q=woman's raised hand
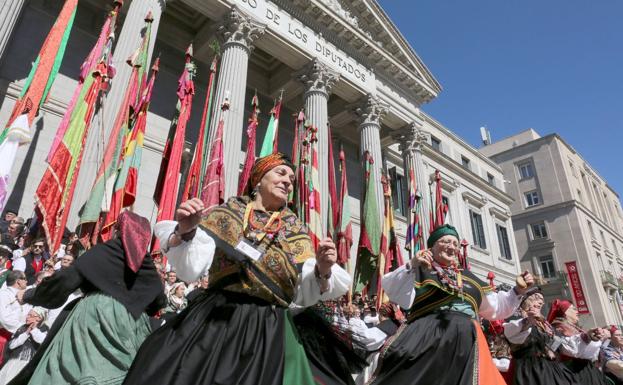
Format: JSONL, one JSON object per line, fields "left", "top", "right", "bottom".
{"left": 316, "top": 237, "right": 337, "bottom": 275}
{"left": 412, "top": 249, "right": 433, "bottom": 270}
{"left": 175, "top": 198, "right": 207, "bottom": 234}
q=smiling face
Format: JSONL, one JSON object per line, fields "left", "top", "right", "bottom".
{"left": 612, "top": 330, "right": 623, "bottom": 348}
{"left": 431, "top": 235, "right": 460, "bottom": 265}
{"left": 256, "top": 165, "right": 295, "bottom": 210}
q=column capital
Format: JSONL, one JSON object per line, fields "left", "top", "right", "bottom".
{"left": 353, "top": 94, "right": 388, "bottom": 127}
{"left": 296, "top": 58, "right": 340, "bottom": 98}
{"left": 392, "top": 119, "right": 429, "bottom": 153}
{"left": 217, "top": 7, "right": 266, "bottom": 52}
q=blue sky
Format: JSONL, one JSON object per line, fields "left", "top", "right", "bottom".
{"left": 378, "top": 0, "right": 623, "bottom": 196}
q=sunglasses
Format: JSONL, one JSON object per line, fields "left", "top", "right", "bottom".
{"left": 33, "top": 245, "right": 44, "bottom": 249}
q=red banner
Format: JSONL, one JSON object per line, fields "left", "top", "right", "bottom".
{"left": 565, "top": 261, "right": 590, "bottom": 314}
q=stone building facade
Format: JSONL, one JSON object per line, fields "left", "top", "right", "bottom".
{"left": 482, "top": 129, "right": 623, "bottom": 327}
{"left": 0, "top": 0, "right": 521, "bottom": 286}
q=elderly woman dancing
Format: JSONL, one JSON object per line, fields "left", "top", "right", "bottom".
{"left": 124, "top": 153, "right": 351, "bottom": 385}
{"left": 369, "top": 224, "right": 534, "bottom": 385}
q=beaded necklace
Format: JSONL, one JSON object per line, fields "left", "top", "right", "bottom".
{"left": 242, "top": 202, "right": 283, "bottom": 245}
{"left": 431, "top": 260, "right": 464, "bottom": 299}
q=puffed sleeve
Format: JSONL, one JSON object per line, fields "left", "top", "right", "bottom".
{"left": 381, "top": 265, "right": 416, "bottom": 309}
{"left": 348, "top": 317, "right": 388, "bottom": 351}
{"left": 292, "top": 259, "right": 351, "bottom": 307}
{"left": 504, "top": 318, "right": 532, "bottom": 344}
{"left": 559, "top": 334, "right": 602, "bottom": 360}
{"left": 479, "top": 289, "right": 522, "bottom": 321}
{"left": 154, "top": 221, "right": 216, "bottom": 282}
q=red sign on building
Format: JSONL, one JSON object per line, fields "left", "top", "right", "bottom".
{"left": 565, "top": 261, "right": 590, "bottom": 314}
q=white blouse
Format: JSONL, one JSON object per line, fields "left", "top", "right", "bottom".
{"left": 381, "top": 264, "right": 522, "bottom": 320}
{"left": 155, "top": 221, "right": 351, "bottom": 308}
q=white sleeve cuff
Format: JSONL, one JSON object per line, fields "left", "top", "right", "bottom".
{"left": 504, "top": 318, "right": 531, "bottom": 344}
{"left": 293, "top": 259, "right": 351, "bottom": 307}
{"left": 381, "top": 265, "right": 416, "bottom": 309}
{"left": 154, "top": 221, "right": 215, "bottom": 282}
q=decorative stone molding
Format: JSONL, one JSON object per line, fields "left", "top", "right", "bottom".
{"left": 428, "top": 171, "right": 460, "bottom": 192}
{"left": 353, "top": 93, "right": 389, "bottom": 127}
{"left": 462, "top": 190, "right": 487, "bottom": 208}
{"left": 392, "top": 120, "right": 429, "bottom": 153}
{"left": 296, "top": 58, "right": 340, "bottom": 98}
{"left": 316, "top": 0, "right": 378, "bottom": 44}
{"left": 489, "top": 206, "right": 511, "bottom": 221}
{"left": 217, "top": 7, "right": 266, "bottom": 51}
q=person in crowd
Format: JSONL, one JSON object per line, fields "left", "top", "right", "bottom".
{"left": 548, "top": 299, "right": 608, "bottom": 385}
{"left": 9, "top": 247, "right": 25, "bottom": 274}
{"left": 504, "top": 292, "right": 574, "bottom": 385}
{"left": 0, "top": 240, "right": 18, "bottom": 286}
{"left": 9, "top": 211, "right": 165, "bottom": 385}
{"left": 59, "top": 254, "right": 74, "bottom": 270}
{"left": 185, "top": 274, "right": 209, "bottom": 302}
{"left": 163, "top": 271, "right": 177, "bottom": 294}
{"left": 0, "top": 271, "right": 30, "bottom": 365}
{"left": 0, "top": 307, "right": 48, "bottom": 384}
{"left": 124, "top": 153, "right": 350, "bottom": 385}
{"left": 485, "top": 319, "right": 513, "bottom": 382}
{"left": 371, "top": 224, "right": 534, "bottom": 385}
{"left": 0, "top": 209, "right": 18, "bottom": 234}
{"left": 602, "top": 326, "right": 623, "bottom": 384}
{"left": 23, "top": 239, "right": 45, "bottom": 286}
{"left": 3, "top": 223, "right": 24, "bottom": 245}
{"left": 163, "top": 282, "right": 187, "bottom": 316}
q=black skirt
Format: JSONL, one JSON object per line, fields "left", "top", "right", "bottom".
{"left": 294, "top": 309, "right": 369, "bottom": 385}
{"left": 513, "top": 356, "right": 575, "bottom": 385}
{"left": 564, "top": 359, "right": 607, "bottom": 385}
{"left": 123, "top": 290, "right": 286, "bottom": 385}
{"left": 369, "top": 311, "right": 479, "bottom": 385}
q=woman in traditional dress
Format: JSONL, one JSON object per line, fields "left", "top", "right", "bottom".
{"left": 548, "top": 299, "right": 608, "bottom": 385}
{"left": 9, "top": 211, "right": 165, "bottom": 385}
{"left": 124, "top": 153, "right": 351, "bottom": 385}
{"left": 504, "top": 292, "right": 574, "bottom": 385}
{"left": 0, "top": 307, "right": 47, "bottom": 384}
{"left": 369, "top": 224, "right": 534, "bottom": 385}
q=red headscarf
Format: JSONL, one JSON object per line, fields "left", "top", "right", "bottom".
{"left": 246, "top": 153, "right": 295, "bottom": 194}
{"left": 546, "top": 299, "right": 572, "bottom": 323}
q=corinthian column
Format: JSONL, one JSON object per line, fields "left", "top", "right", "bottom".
{"left": 209, "top": 6, "right": 265, "bottom": 198}
{"left": 356, "top": 94, "right": 388, "bottom": 221}
{"left": 392, "top": 118, "right": 431, "bottom": 234}
{"left": 296, "top": 59, "right": 339, "bottom": 230}
{"left": 0, "top": 0, "right": 26, "bottom": 64}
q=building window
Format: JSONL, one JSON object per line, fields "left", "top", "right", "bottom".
{"left": 388, "top": 167, "right": 407, "bottom": 217}
{"left": 496, "top": 224, "right": 512, "bottom": 260}
{"left": 487, "top": 173, "right": 495, "bottom": 186}
{"left": 518, "top": 162, "right": 534, "bottom": 179}
{"left": 601, "top": 231, "right": 608, "bottom": 249}
{"left": 539, "top": 255, "right": 556, "bottom": 279}
{"left": 612, "top": 239, "right": 619, "bottom": 256}
{"left": 431, "top": 136, "right": 441, "bottom": 152}
{"left": 469, "top": 210, "right": 487, "bottom": 249}
{"left": 461, "top": 156, "right": 471, "bottom": 170}
{"left": 525, "top": 191, "right": 540, "bottom": 207}
{"left": 576, "top": 189, "right": 583, "bottom": 203}
{"left": 531, "top": 222, "right": 548, "bottom": 239}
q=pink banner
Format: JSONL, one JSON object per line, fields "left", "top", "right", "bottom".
{"left": 565, "top": 261, "right": 590, "bottom": 314}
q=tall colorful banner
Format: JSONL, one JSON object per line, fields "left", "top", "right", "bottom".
{"left": 565, "top": 261, "right": 590, "bottom": 314}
